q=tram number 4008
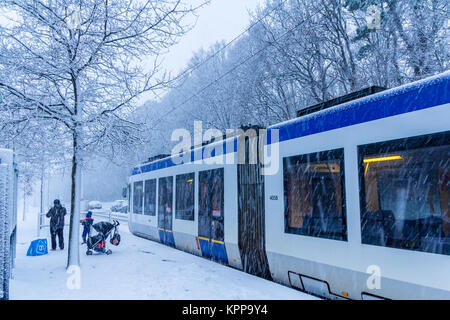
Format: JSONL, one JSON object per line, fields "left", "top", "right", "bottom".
{"left": 269, "top": 195, "right": 278, "bottom": 200}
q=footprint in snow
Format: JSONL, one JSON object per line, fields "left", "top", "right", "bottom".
{"left": 140, "top": 250, "right": 155, "bottom": 255}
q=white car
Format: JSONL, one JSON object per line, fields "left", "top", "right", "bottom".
{"left": 111, "top": 200, "right": 127, "bottom": 213}
{"left": 88, "top": 200, "right": 102, "bottom": 209}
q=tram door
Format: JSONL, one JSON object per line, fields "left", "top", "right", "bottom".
{"left": 198, "top": 168, "right": 228, "bottom": 263}
{"left": 158, "top": 176, "right": 175, "bottom": 247}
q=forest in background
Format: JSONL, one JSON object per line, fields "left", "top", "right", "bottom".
{"left": 134, "top": 0, "right": 449, "bottom": 161}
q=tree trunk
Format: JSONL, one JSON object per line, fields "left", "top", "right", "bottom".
{"left": 22, "top": 187, "right": 26, "bottom": 221}
{"left": 40, "top": 165, "right": 44, "bottom": 215}
{"left": 67, "top": 133, "right": 81, "bottom": 268}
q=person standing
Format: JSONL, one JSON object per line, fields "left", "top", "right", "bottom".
{"left": 81, "top": 211, "right": 94, "bottom": 244}
{"left": 46, "top": 199, "right": 67, "bottom": 251}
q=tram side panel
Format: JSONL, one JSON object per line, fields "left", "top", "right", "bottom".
{"left": 264, "top": 102, "right": 450, "bottom": 300}
{"left": 128, "top": 154, "right": 244, "bottom": 270}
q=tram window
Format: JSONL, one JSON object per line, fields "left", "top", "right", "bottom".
{"left": 359, "top": 131, "right": 450, "bottom": 255}
{"left": 176, "top": 173, "right": 195, "bottom": 221}
{"left": 133, "top": 181, "right": 143, "bottom": 214}
{"left": 144, "top": 179, "right": 156, "bottom": 216}
{"left": 283, "top": 149, "right": 347, "bottom": 241}
{"left": 158, "top": 176, "right": 174, "bottom": 231}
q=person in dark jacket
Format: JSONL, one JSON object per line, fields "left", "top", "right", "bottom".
{"left": 81, "top": 211, "right": 94, "bottom": 244}
{"left": 46, "top": 199, "right": 67, "bottom": 250}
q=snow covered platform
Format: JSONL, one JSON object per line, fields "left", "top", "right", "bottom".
{"left": 9, "top": 215, "right": 316, "bottom": 300}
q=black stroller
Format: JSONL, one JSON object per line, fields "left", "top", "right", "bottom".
{"left": 86, "top": 220, "right": 121, "bottom": 255}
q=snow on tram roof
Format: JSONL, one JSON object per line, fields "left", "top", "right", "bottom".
{"left": 267, "top": 70, "right": 450, "bottom": 143}
{"left": 132, "top": 135, "right": 238, "bottom": 175}
{"left": 270, "top": 71, "right": 450, "bottom": 129}
{"left": 132, "top": 71, "right": 449, "bottom": 174}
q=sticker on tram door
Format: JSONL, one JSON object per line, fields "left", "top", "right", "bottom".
{"left": 212, "top": 210, "right": 221, "bottom": 217}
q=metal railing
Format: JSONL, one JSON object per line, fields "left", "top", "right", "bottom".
{"left": 91, "top": 210, "right": 128, "bottom": 222}
{"left": 37, "top": 209, "right": 128, "bottom": 237}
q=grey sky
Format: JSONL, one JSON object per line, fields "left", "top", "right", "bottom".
{"left": 133, "top": 0, "right": 264, "bottom": 105}
{"left": 161, "top": 0, "right": 264, "bottom": 75}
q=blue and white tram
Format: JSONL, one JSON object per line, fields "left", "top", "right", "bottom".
{"left": 129, "top": 71, "right": 450, "bottom": 299}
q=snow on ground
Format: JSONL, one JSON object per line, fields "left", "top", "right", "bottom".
{"left": 10, "top": 210, "right": 316, "bottom": 300}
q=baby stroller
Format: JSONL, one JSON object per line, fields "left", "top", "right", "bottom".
{"left": 86, "top": 220, "right": 121, "bottom": 255}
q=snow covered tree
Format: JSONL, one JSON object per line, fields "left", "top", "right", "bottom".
{"left": 0, "top": 0, "right": 207, "bottom": 268}
{"left": 346, "top": 0, "right": 449, "bottom": 84}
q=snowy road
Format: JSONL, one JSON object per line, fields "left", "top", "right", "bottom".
{"left": 10, "top": 213, "right": 316, "bottom": 300}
